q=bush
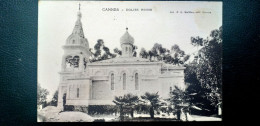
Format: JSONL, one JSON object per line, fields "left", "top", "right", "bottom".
{"left": 64, "top": 105, "right": 74, "bottom": 111}
{"left": 93, "top": 119, "right": 105, "bottom": 122}
{"left": 64, "top": 105, "right": 88, "bottom": 113}
{"left": 88, "top": 105, "right": 117, "bottom": 115}
{"left": 74, "top": 105, "right": 88, "bottom": 113}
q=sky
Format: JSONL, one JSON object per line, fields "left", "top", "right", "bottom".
{"left": 38, "top": 1, "right": 222, "bottom": 101}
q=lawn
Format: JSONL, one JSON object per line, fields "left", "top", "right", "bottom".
{"left": 37, "top": 106, "right": 221, "bottom": 122}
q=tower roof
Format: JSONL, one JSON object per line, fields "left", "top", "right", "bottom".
{"left": 120, "top": 28, "right": 134, "bottom": 45}
{"left": 71, "top": 5, "right": 84, "bottom": 38}
{"left": 65, "top": 4, "right": 89, "bottom": 49}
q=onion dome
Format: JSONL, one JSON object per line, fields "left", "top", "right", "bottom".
{"left": 120, "top": 28, "right": 134, "bottom": 45}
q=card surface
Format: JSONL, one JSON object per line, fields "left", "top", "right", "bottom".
{"left": 37, "top": 1, "right": 222, "bottom": 122}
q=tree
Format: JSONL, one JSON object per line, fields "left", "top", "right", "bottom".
{"left": 186, "top": 26, "right": 222, "bottom": 114}
{"left": 139, "top": 48, "right": 149, "bottom": 59}
{"left": 93, "top": 39, "right": 103, "bottom": 58}
{"left": 90, "top": 39, "right": 116, "bottom": 62}
{"left": 103, "top": 46, "right": 116, "bottom": 59}
{"left": 170, "top": 44, "right": 189, "bottom": 65}
{"left": 140, "top": 92, "right": 161, "bottom": 119}
{"left": 37, "top": 83, "right": 49, "bottom": 108}
{"left": 140, "top": 43, "right": 190, "bottom": 65}
{"left": 50, "top": 90, "right": 58, "bottom": 106}
{"left": 132, "top": 45, "right": 138, "bottom": 57}
{"left": 168, "top": 86, "right": 191, "bottom": 121}
{"left": 113, "top": 48, "right": 122, "bottom": 56}
{"left": 149, "top": 43, "right": 166, "bottom": 61}
{"left": 113, "top": 45, "right": 138, "bottom": 57}
{"left": 113, "top": 93, "right": 140, "bottom": 121}
{"left": 185, "top": 63, "right": 215, "bottom": 115}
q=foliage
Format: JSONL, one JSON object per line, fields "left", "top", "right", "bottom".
{"left": 64, "top": 105, "right": 88, "bottom": 113}
{"left": 113, "top": 93, "right": 140, "bottom": 120}
{"left": 113, "top": 45, "right": 138, "bottom": 57}
{"left": 139, "top": 48, "right": 149, "bottom": 59}
{"left": 139, "top": 43, "right": 190, "bottom": 65}
{"left": 185, "top": 64, "right": 215, "bottom": 115}
{"left": 64, "top": 105, "right": 75, "bottom": 111}
{"left": 168, "top": 86, "right": 191, "bottom": 121}
{"left": 50, "top": 90, "right": 58, "bottom": 106}
{"left": 132, "top": 45, "right": 138, "bottom": 57}
{"left": 135, "top": 104, "right": 150, "bottom": 114}
{"left": 88, "top": 105, "right": 117, "bottom": 115}
{"left": 89, "top": 39, "right": 116, "bottom": 62}
{"left": 113, "top": 48, "right": 122, "bottom": 55}
{"left": 140, "top": 92, "right": 161, "bottom": 119}
{"left": 93, "top": 119, "right": 105, "bottom": 122}
{"left": 185, "top": 26, "right": 222, "bottom": 115}
{"left": 37, "top": 83, "right": 49, "bottom": 107}
{"left": 90, "top": 39, "right": 139, "bottom": 62}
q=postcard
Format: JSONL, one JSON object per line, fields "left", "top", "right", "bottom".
{"left": 38, "top": 1, "right": 222, "bottom": 122}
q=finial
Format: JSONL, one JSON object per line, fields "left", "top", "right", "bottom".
{"left": 126, "top": 27, "right": 128, "bottom": 31}
{"left": 77, "top": 3, "right": 82, "bottom": 19}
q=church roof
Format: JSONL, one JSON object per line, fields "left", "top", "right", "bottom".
{"left": 90, "top": 57, "right": 152, "bottom": 64}
{"left": 89, "top": 57, "right": 185, "bottom": 70}
{"left": 161, "top": 63, "right": 186, "bottom": 69}
{"left": 90, "top": 57, "right": 185, "bottom": 69}
{"left": 120, "top": 28, "right": 134, "bottom": 45}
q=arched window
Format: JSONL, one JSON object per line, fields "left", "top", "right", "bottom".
{"left": 111, "top": 73, "right": 114, "bottom": 90}
{"left": 123, "top": 73, "right": 126, "bottom": 90}
{"left": 170, "top": 87, "right": 172, "bottom": 92}
{"left": 73, "top": 56, "right": 80, "bottom": 68}
{"left": 77, "top": 88, "right": 79, "bottom": 98}
{"left": 135, "top": 73, "right": 139, "bottom": 90}
{"left": 65, "top": 55, "right": 73, "bottom": 69}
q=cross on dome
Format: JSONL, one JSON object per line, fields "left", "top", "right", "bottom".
{"left": 77, "top": 3, "right": 82, "bottom": 19}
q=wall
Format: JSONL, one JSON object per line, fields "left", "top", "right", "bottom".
{"left": 60, "top": 62, "right": 186, "bottom": 106}
{"left": 65, "top": 79, "right": 92, "bottom": 106}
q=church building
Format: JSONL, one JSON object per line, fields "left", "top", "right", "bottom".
{"left": 57, "top": 8, "right": 186, "bottom": 109}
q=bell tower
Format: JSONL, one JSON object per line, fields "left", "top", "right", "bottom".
{"left": 58, "top": 4, "right": 91, "bottom": 109}
{"left": 61, "top": 4, "right": 91, "bottom": 73}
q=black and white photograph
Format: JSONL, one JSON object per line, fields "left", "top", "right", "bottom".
{"left": 37, "top": 1, "right": 222, "bottom": 122}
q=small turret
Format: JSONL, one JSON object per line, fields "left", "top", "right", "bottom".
{"left": 120, "top": 27, "right": 135, "bottom": 57}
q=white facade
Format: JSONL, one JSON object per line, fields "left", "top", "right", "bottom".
{"left": 57, "top": 10, "right": 185, "bottom": 109}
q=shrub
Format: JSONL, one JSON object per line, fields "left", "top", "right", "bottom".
{"left": 74, "top": 105, "right": 88, "bottom": 113}
{"left": 88, "top": 105, "right": 117, "bottom": 115}
{"left": 64, "top": 105, "right": 74, "bottom": 111}
{"left": 64, "top": 105, "right": 88, "bottom": 113}
{"left": 93, "top": 119, "right": 105, "bottom": 122}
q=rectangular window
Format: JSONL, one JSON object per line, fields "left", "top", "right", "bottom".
{"left": 123, "top": 73, "right": 126, "bottom": 90}
{"left": 77, "top": 88, "right": 79, "bottom": 98}
{"left": 111, "top": 74, "right": 114, "bottom": 90}
{"left": 135, "top": 73, "right": 139, "bottom": 90}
